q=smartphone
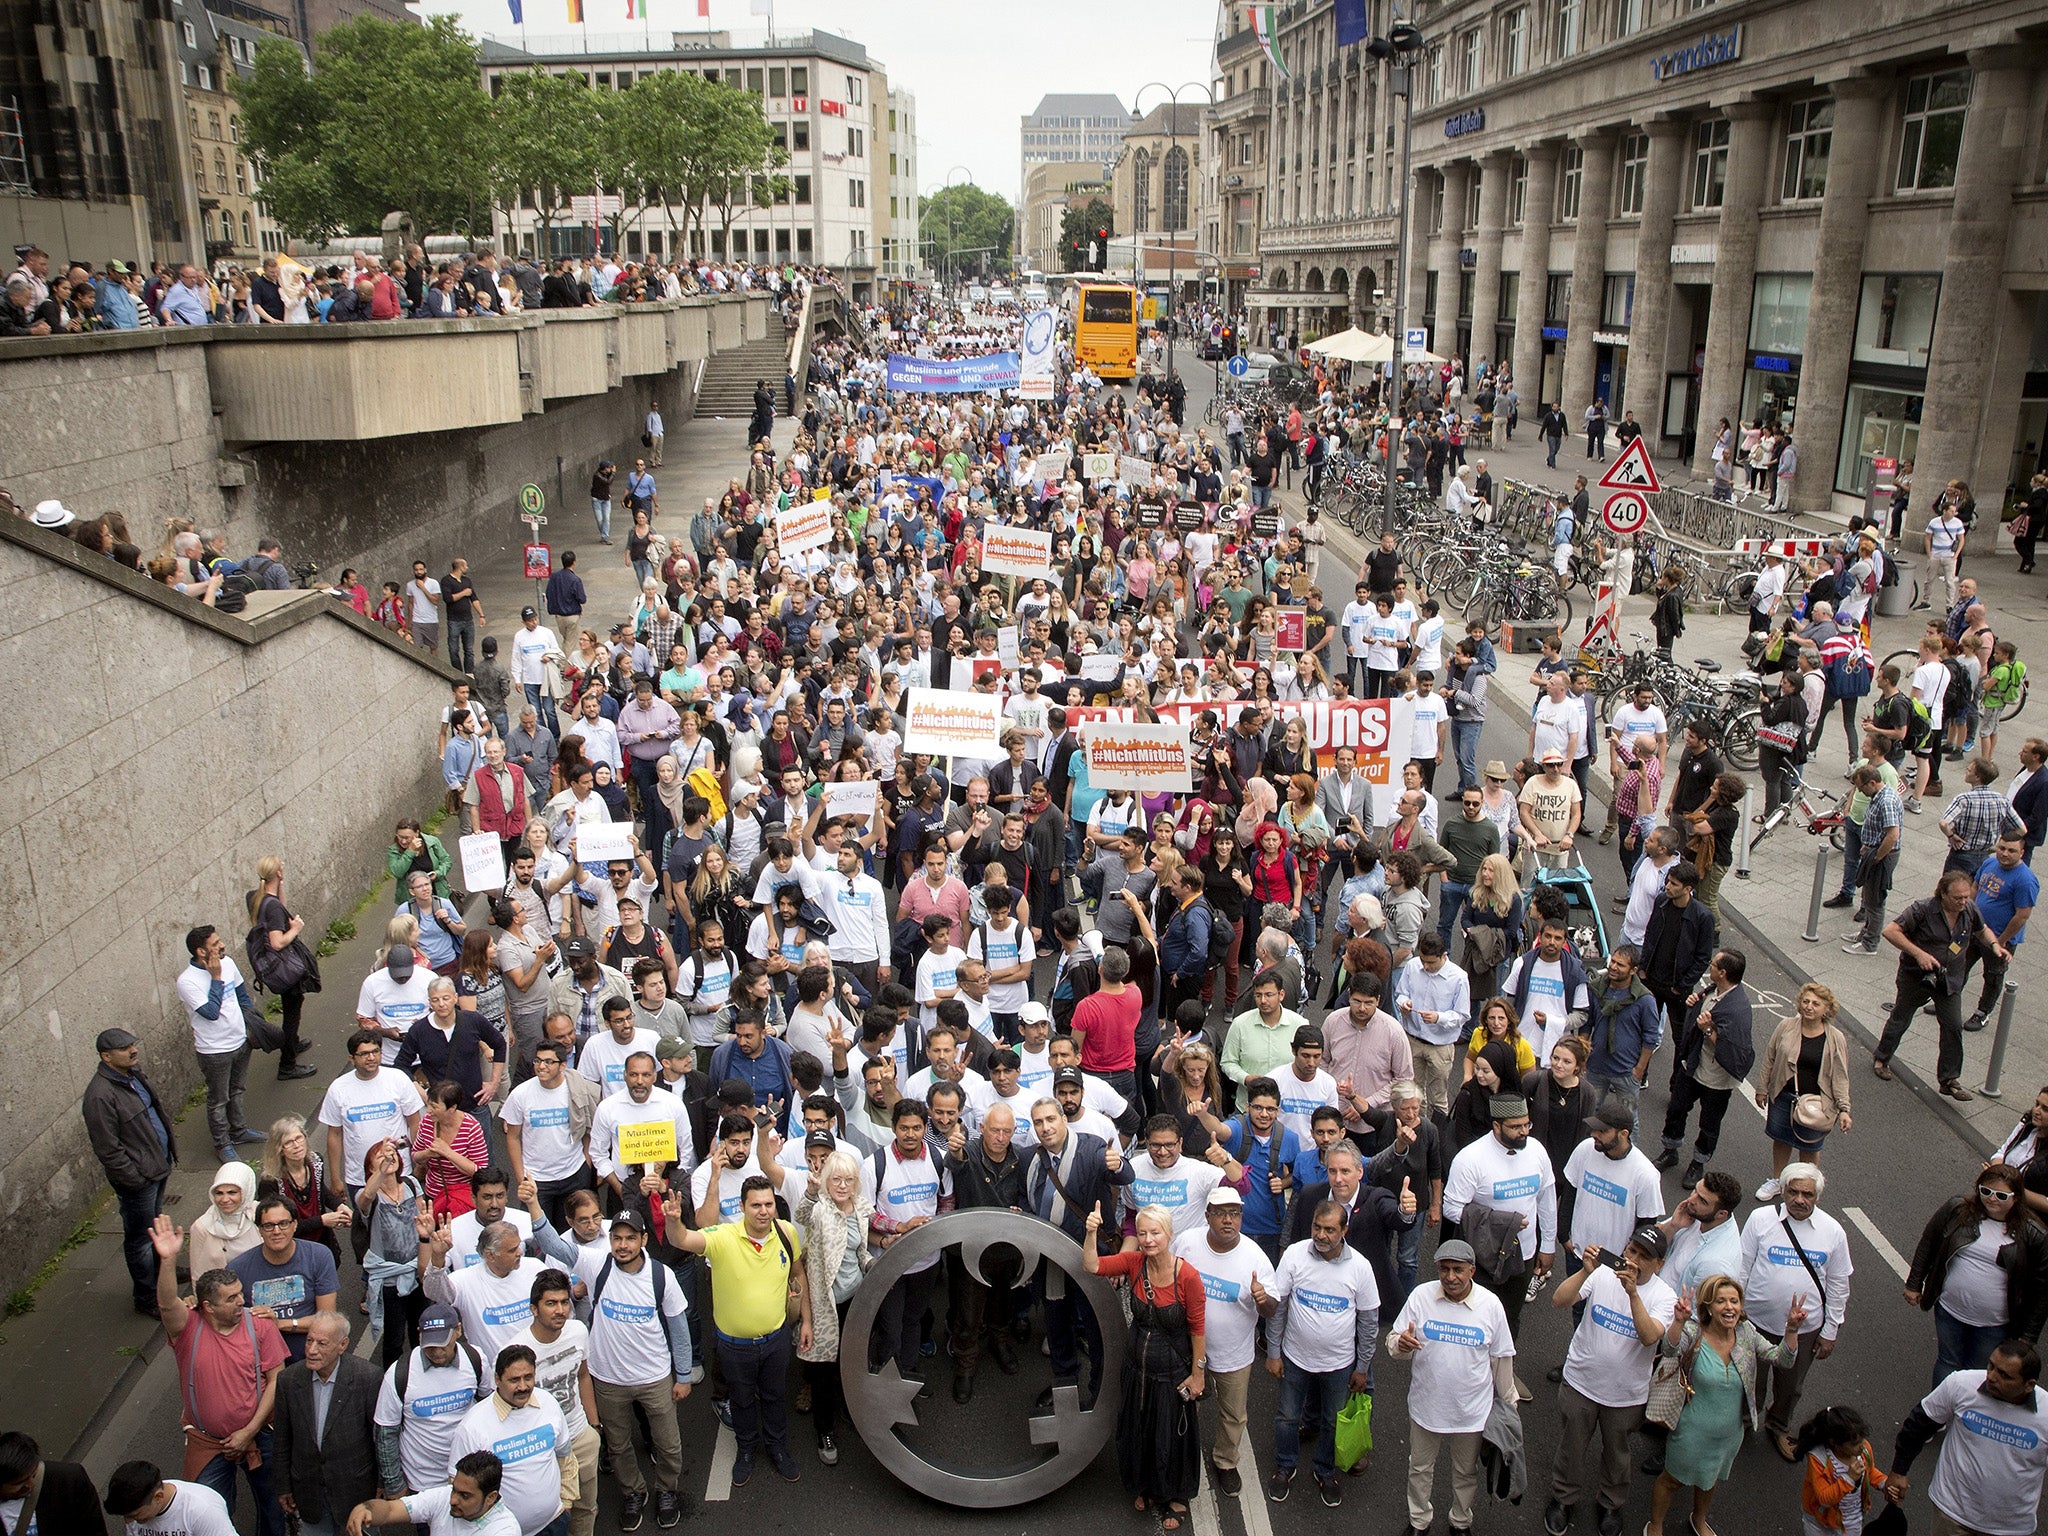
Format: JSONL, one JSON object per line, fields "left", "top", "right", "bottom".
{"left": 1593, "top": 1248, "right": 1625, "bottom": 1270}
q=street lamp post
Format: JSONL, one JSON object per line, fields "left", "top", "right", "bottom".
{"left": 1367, "top": 18, "right": 1426, "bottom": 535}
{"left": 1133, "top": 80, "right": 1217, "bottom": 384}
{"left": 939, "top": 164, "right": 973, "bottom": 289}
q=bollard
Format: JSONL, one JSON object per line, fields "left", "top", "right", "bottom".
{"left": 1800, "top": 845, "right": 1830, "bottom": 943}
{"left": 1735, "top": 788, "right": 1754, "bottom": 880}
{"left": 1982, "top": 980, "right": 2021, "bottom": 1099}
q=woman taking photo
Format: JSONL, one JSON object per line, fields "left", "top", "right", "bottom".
{"left": 1646, "top": 1276, "right": 1804, "bottom": 1536}
{"left": 1903, "top": 1161, "right": 2048, "bottom": 1384}
{"left": 1753, "top": 983, "right": 1852, "bottom": 1201}
{"left": 793, "top": 1148, "right": 874, "bottom": 1467}
{"left": 1082, "top": 1205, "right": 1206, "bottom": 1531}
{"left": 258, "top": 1114, "right": 349, "bottom": 1262}
{"left": 247, "top": 854, "right": 319, "bottom": 1081}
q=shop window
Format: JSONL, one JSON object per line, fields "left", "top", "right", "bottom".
{"left": 1748, "top": 274, "right": 1812, "bottom": 353}
{"left": 1837, "top": 386, "right": 1921, "bottom": 496}
{"left": 1601, "top": 275, "right": 1633, "bottom": 328}
{"left": 1853, "top": 274, "right": 1940, "bottom": 367}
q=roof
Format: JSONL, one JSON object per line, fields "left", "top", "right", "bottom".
{"left": 1023, "top": 93, "right": 1129, "bottom": 121}
{"left": 1126, "top": 102, "right": 1206, "bottom": 137}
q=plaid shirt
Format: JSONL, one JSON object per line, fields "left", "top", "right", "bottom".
{"left": 1859, "top": 784, "right": 1904, "bottom": 851}
{"left": 1941, "top": 787, "right": 2024, "bottom": 857}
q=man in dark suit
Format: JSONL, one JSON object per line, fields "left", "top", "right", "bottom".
{"left": 1659, "top": 949, "right": 1755, "bottom": 1189}
{"left": 274, "top": 1314, "right": 385, "bottom": 1529}
{"left": 0, "top": 1431, "right": 106, "bottom": 1536}
{"left": 1025, "top": 1082, "right": 1134, "bottom": 1405}
{"left": 1286, "top": 1139, "right": 1418, "bottom": 1319}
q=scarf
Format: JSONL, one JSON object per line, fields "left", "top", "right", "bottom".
{"left": 193, "top": 1162, "right": 258, "bottom": 1246}
{"left": 1032, "top": 1132, "right": 1082, "bottom": 1300}
{"left": 655, "top": 770, "right": 690, "bottom": 828}
{"left": 1596, "top": 977, "right": 1652, "bottom": 1058}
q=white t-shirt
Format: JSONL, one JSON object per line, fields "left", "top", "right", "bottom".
{"left": 1172, "top": 1232, "right": 1278, "bottom": 1373}
{"left": 124, "top": 1482, "right": 237, "bottom": 1536}
{"left": 1916, "top": 1367, "right": 2048, "bottom": 1536}
{"left": 570, "top": 1247, "right": 686, "bottom": 1387}
{"left": 1129, "top": 1154, "right": 1225, "bottom": 1237}
{"left": 501, "top": 1080, "right": 588, "bottom": 1183}
{"left": 440, "top": 1258, "right": 549, "bottom": 1365}
{"left": 510, "top": 625, "right": 562, "bottom": 688}
{"left": 375, "top": 1346, "right": 487, "bottom": 1492}
{"left": 1940, "top": 1225, "right": 2013, "bottom": 1328}
{"left": 1510, "top": 956, "right": 1590, "bottom": 1061}
{"left": 358, "top": 968, "right": 434, "bottom": 1065}
{"left": 176, "top": 960, "right": 250, "bottom": 1056}
{"left": 1341, "top": 600, "right": 1376, "bottom": 658}
{"left": 446, "top": 1393, "right": 570, "bottom": 1536}
{"left": 1271, "top": 1239, "right": 1379, "bottom": 1374}
{"left": 1913, "top": 659, "right": 1949, "bottom": 731}
{"left": 400, "top": 1484, "right": 523, "bottom": 1536}
{"left": 1409, "top": 692, "right": 1448, "bottom": 758}
{"left": 967, "top": 920, "right": 1036, "bottom": 1012}
{"left": 915, "top": 945, "right": 966, "bottom": 1030}
{"left": 1532, "top": 696, "right": 1582, "bottom": 762}
{"left": 1443, "top": 1135, "right": 1558, "bottom": 1260}
{"left": 1610, "top": 702, "right": 1669, "bottom": 754}
{"left": 1392, "top": 1280, "right": 1516, "bottom": 1434}
{"left": 873, "top": 1145, "right": 952, "bottom": 1275}
{"left": 690, "top": 1150, "right": 763, "bottom": 1224}
{"left": 318, "top": 1068, "right": 426, "bottom": 1184}
{"left": 1015, "top": 1042, "right": 1057, "bottom": 1098}
{"left": 1365, "top": 613, "right": 1407, "bottom": 670}
{"left": 1737, "top": 1204, "right": 1853, "bottom": 1338}
{"left": 1274, "top": 1067, "right": 1340, "bottom": 1144}
{"left": 1412, "top": 614, "right": 1446, "bottom": 676}
{"left": 588, "top": 1088, "right": 694, "bottom": 1183}
{"left": 448, "top": 1208, "right": 535, "bottom": 1272}
{"left": 577, "top": 1028, "right": 663, "bottom": 1096}
{"left": 1563, "top": 1142, "right": 1667, "bottom": 1259}
{"left": 1562, "top": 1266, "right": 1677, "bottom": 1408}
{"left": 408, "top": 577, "right": 443, "bottom": 623}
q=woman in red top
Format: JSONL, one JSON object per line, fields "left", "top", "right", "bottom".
{"left": 410, "top": 1080, "right": 488, "bottom": 1218}
{"left": 1248, "top": 821, "right": 1303, "bottom": 929}
{"left": 1083, "top": 1204, "right": 1208, "bottom": 1528}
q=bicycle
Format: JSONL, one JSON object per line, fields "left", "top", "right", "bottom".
{"left": 1751, "top": 766, "right": 1848, "bottom": 849}
{"left": 1464, "top": 558, "right": 1572, "bottom": 633}
{"left": 1663, "top": 657, "right": 1764, "bottom": 770}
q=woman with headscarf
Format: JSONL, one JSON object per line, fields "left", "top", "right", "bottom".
{"left": 1447, "top": 1040, "right": 1521, "bottom": 1159}
{"left": 188, "top": 1161, "right": 262, "bottom": 1275}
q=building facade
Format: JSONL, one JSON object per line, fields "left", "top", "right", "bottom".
{"left": 882, "top": 84, "right": 920, "bottom": 285}
{"left": 174, "top": 0, "right": 299, "bottom": 265}
{"left": 1021, "top": 159, "right": 1110, "bottom": 274}
{"left": 1111, "top": 102, "right": 1206, "bottom": 296}
{"left": 1385, "top": 0, "right": 2048, "bottom": 515}
{"left": 480, "top": 29, "right": 889, "bottom": 294}
{"left": 1019, "top": 92, "right": 1130, "bottom": 201}
{"left": 1206, "top": 17, "right": 1273, "bottom": 310}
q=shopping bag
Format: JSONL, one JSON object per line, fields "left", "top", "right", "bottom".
{"left": 1335, "top": 1390, "right": 1373, "bottom": 1471}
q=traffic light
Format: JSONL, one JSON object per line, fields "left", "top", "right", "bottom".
{"left": 1093, "top": 227, "right": 1109, "bottom": 272}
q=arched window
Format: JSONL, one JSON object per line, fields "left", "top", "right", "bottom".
{"left": 1131, "top": 148, "right": 1152, "bottom": 232}
{"left": 1163, "top": 145, "right": 1190, "bottom": 231}
{"left": 214, "top": 150, "right": 229, "bottom": 193}
{"left": 241, "top": 211, "right": 252, "bottom": 246}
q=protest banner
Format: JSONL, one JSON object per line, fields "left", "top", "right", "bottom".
{"left": 884, "top": 351, "right": 1021, "bottom": 393}
{"left": 1019, "top": 309, "right": 1056, "bottom": 400}
{"left": 997, "top": 625, "right": 1020, "bottom": 667}
{"left": 1079, "top": 651, "right": 1123, "bottom": 682}
{"left": 1082, "top": 452, "right": 1116, "bottom": 480}
{"left": 1032, "top": 450, "right": 1070, "bottom": 489}
{"left": 1174, "top": 501, "right": 1205, "bottom": 532}
{"left": 1080, "top": 720, "right": 1192, "bottom": 793}
{"left": 980, "top": 524, "right": 1056, "bottom": 580}
{"left": 903, "top": 688, "right": 1007, "bottom": 758}
{"left": 1135, "top": 494, "right": 1166, "bottom": 529}
{"left": 775, "top": 498, "right": 833, "bottom": 555}
{"left": 1121, "top": 455, "right": 1154, "bottom": 488}
{"left": 458, "top": 833, "right": 506, "bottom": 894}
{"left": 821, "top": 780, "right": 881, "bottom": 820}
{"left": 1252, "top": 507, "right": 1281, "bottom": 538}
{"left": 1275, "top": 609, "right": 1306, "bottom": 652}
{"left": 574, "top": 820, "right": 635, "bottom": 864}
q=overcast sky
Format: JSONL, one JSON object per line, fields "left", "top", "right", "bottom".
{"left": 422, "top": 0, "right": 1219, "bottom": 200}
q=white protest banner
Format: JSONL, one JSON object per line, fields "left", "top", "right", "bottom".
{"left": 775, "top": 499, "right": 833, "bottom": 555}
{"left": 981, "top": 523, "right": 1055, "bottom": 580}
{"left": 820, "top": 780, "right": 881, "bottom": 820}
{"left": 1083, "top": 452, "right": 1116, "bottom": 481}
{"left": 1121, "top": 455, "right": 1154, "bottom": 488}
{"left": 903, "top": 688, "right": 1007, "bottom": 759}
{"left": 458, "top": 833, "right": 506, "bottom": 893}
{"left": 573, "top": 819, "right": 635, "bottom": 864}
{"left": 1032, "top": 450, "right": 1070, "bottom": 489}
{"left": 997, "top": 625, "right": 1020, "bottom": 667}
{"left": 1080, "top": 720, "right": 1192, "bottom": 793}
{"left": 1080, "top": 651, "right": 1123, "bottom": 682}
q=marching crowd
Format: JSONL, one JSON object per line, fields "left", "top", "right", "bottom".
{"left": 14, "top": 275, "right": 2042, "bottom": 1536}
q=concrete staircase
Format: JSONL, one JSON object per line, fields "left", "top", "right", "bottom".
{"left": 693, "top": 331, "right": 792, "bottom": 419}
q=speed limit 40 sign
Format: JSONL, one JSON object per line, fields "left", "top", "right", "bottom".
{"left": 1601, "top": 491, "right": 1650, "bottom": 535}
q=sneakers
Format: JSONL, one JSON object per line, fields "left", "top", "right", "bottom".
{"left": 817, "top": 1434, "right": 839, "bottom": 1466}
{"left": 1317, "top": 1474, "right": 1342, "bottom": 1507}
{"left": 1843, "top": 940, "right": 1879, "bottom": 955}
{"left": 232, "top": 1127, "right": 267, "bottom": 1145}
{"left": 770, "top": 1450, "right": 800, "bottom": 1483}
{"left": 731, "top": 1452, "right": 753, "bottom": 1488}
{"left": 276, "top": 1064, "right": 317, "bottom": 1081}
{"left": 1905, "top": 796, "right": 1924, "bottom": 814}
{"left": 1211, "top": 1463, "right": 1242, "bottom": 1497}
{"left": 1964, "top": 1010, "right": 1989, "bottom": 1033}
{"left": 1821, "top": 893, "right": 1853, "bottom": 909}
{"left": 1545, "top": 1499, "right": 1573, "bottom": 1535}
{"left": 689, "top": 1364, "right": 706, "bottom": 1385}
{"left": 618, "top": 1491, "right": 645, "bottom": 1532}
{"left": 655, "top": 1490, "right": 681, "bottom": 1528}
{"left": 1755, "top": 1178, "right": 1783, "bottom": 1203}
{"left": 1267, "top": 1466, "right": 1295, "bottom": 1502}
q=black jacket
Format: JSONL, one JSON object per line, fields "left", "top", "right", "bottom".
{"left": 1639, "top": 895, "right": 1717, "bottom": 1001}
{"left": 393, "top": 1011, "right": 508, "bottom": 1112}
{"left": 541, "top": 273, "right": 582, "bottom": 309}
{"left": 5, "top": 1459, "right": 104, "bottom": 1536}
{"left": 949, "top": 1138, "right": 1029, "bottom": 1212}
{"left": 1906, "top": 1198, "right": 2048, "bottom": 1343}
{"left": 1286, "top": 1178, "right": 1415, "bottom": 1315}
{"left": 82, "top": 1062, "right": 177, "bottom": 1191}
{"left": 273, "top": 1352, "right": 383, "bottom": 1521}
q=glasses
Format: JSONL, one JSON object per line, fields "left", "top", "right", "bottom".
{"left": 1979, "top": 1186, "right": 2016, "bottom": 1200}
{"left": 258, "top": 1218, "right": 296, "bottom": 1231}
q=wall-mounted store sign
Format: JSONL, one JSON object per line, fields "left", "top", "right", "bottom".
{"left": 1669, "top": 243, "right": 1717, "bottom": 265}
{"left": 1650, "top": 25, "right": 1742, "bottom": 82}
{"left": 1594, "top": 331, "right": 1630, "bottom": 347}
{"left": 1458, "top": 248, "right": 1476, "bottom": 269}
{"left": 1749, "top": 352, "right": 1797, "bottom": 374}
{"left": 1541, "top": 325, "right": 1568, "bottom": 341}
{"left": 1444, "top": 108, "right": 1485, "bottom": 139}
{"left": 820, "top": 99, "right": 846, "bottom": 116}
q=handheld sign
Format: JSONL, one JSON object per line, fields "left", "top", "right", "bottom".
{"left": 1174, "top": 501, "right": 1204, "bottom": 532}
{"left": 1275, "top": 609, "right": 1306, "bottom": 652}
{"left": 575, "top": 820, "right": 635, "bottom": 864}
{"left": 1135, "top": 494, "right": 1166, "bottom": 529}
{"left": 458, "top": 833, "right": 507, "bottom": 894}
{"left": 618, "top": 1119, "right": 678, "bottom": 1177}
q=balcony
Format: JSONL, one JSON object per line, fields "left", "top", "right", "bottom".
{"left": 1212, "top": 85, "right": 1271, "bottom": 124}
{"left": 1259, "top": 211, "right": 1400, "bottom": 255}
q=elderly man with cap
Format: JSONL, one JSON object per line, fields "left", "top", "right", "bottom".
{"left": 1441, "top": 1091, "right": 1557, "bottom": 1356}
{"left": 82, "top": 1026, "right": 179, "bottom": 1315}
{"left": 1171, "top": 1185, "right": 1279, "bottom": 1498}
{"left": 1544, "top": 1226, "right": 1677, "bottom": 1536}
{"left": 1389, "top": 1238, "right": 1518, "bottom": 1535}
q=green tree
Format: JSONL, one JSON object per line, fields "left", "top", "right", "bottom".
{"left": 1058, "top": 198, "right": 1114, "bottom": 273}
{"left": 694, "top": 82, "right": 785, "bottom": 263}
{"left": 234, "top": 16, "right": 494, "bottom": 240}
{"left": 920, "top": 183, "right": 1014, "bottom": 277}
{"left": 492, "top": 67, "right": 603, "bottom": 257}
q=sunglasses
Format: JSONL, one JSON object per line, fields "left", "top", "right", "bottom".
{"left": 1979, "top": 1186, "right": 2016, "bottom": 1200}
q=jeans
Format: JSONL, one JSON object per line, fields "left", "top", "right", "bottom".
{"left": 197, "top": 1043, "right": 252, "bottom": 1151}
{"left": 592, "top": 498, "right": 612, "bottom": 540}
{"left": 1227, "top": 431, "right": 1246, "bottom": 468}
{"left": 632, "top": 559, "right": 654, "bottom": 588}
{"left": 1452, "top": 720, "right": 1483, "bottom": 792}
{"left": 1661, "top": 1062, "right": 1733, "bottom": 1163}
{"left": 1877, "top": 968, "right": 1968, "bottom": 1084}
{"left": 1585, "top": 1073, "right": 1641, "bottom": 1132}
{"left": 1275, "top": 1357, "right": 1351, "bottom": 1479}
{"left": 717, "top": 1325, "right": 793, "bottom": 1456}
{"left": 524, "top": 681, "right": 561, "bottom": 737}
{"left": 196, "top": 1427, "right": 284, "bottom": 1536}
{"left": 1932, "top": 1302, "right": 2007, "bottom": 1386}
{"left": 873, "top": 1264, "right": 938, "bottom": 1379}
{"left": 445, "top": 617, "right": 476, "bottom": 674}
{"left": 1835, "top": 825, "right": 1864, "bottom": 897}
{"left": 1397, "top": 1217, "right": 1422, "bottom": 1297}
{"left": 1437, "top": 880, "right": 1471, "bottom": 948}
{"left": 115, "top": 1177, "right": 168, "bottom": 1307}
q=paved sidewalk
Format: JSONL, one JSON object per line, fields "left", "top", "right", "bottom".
{"left": 1298, "top": 473, "right": 2048, "bottom": 1153}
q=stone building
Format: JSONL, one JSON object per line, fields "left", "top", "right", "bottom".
{"left": 1111, "top": 102, "right": 1206, "bottom": 298}
{"left": 1205, "top": 15, "right": 1274, "bottom": 312}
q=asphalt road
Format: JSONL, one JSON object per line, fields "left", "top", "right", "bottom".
{"left": 84, "top": 365, "right": 2002, "bottom": 1536}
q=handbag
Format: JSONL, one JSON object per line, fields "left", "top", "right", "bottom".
{"left": 1334, "top": 1390, "right": 1374, "bottom": 1471}
{"left": 1644, "top": 1330, "right": 1700, "bottom": 1429}
{"left": 1792, "top": 1093, "right": 1835, "bottom": 1132}
{"left": 1756, "top": 724, "right": 1803, "bottom": 755}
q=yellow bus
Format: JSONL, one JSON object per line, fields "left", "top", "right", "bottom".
{"left": 1073, "top": 281, "right": 1140, "bottom": 382}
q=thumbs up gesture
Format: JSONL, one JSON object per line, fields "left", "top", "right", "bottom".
{"left": 1399, "top": 1176, "right": 1417, "bottom": 1216}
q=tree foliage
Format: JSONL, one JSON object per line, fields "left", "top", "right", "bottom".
{"left": 920, "top": 184, "right": 1014, "bottom": 274}
{"left": 1058, "top": 198, "right": 1114, "bottom": 272}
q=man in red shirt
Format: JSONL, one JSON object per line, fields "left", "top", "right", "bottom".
{"left": 1070, "top": 947, "right": 1142, "bottom": 1107}
{"left": 150, "top": 1215, "right": 288, "bottom": 1536}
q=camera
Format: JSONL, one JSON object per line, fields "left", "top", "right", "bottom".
{"left": 291, "top": 560, "right": 321, "bottom": 587}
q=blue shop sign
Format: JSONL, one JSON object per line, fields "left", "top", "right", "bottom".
{"left": 1541, "top": 325, "right": 1568, "bottom": 341}
{"left": 1444, "top": 108, "right": 1485, "bottom": 139}
{"left": 1651, "top": 25, "right": 1742, "bottom": 82}
{"left": 1749, "top": 352, "right": 1797, "bottom": 374}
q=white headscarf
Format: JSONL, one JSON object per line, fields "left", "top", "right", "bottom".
{"left": 193, "top": 1160, "right": 259, "bottom": 1244}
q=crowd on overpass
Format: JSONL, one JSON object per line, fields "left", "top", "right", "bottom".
{"left": 10, "top": 269, "right": 2048, "bottom": 1536}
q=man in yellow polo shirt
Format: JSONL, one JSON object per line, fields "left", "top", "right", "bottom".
{"left": 670, "top": 1175, "right": 811, "bottom": 1489}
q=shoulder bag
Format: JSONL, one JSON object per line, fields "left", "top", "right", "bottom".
{"left": 1644, "top": 1325, "right": 1701, "bottom": 1430}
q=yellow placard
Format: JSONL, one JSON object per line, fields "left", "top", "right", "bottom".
{"left": 617, "top": 1120, "right": 678, "bottom": 1167}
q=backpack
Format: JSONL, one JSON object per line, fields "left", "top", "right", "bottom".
{"left": 890, "top": 913, "right": 930, "bottom": 978}
{"left": 1050, "top": 951, "right": 1100, "bottom": 1033}
{"left": 589, "top": 1253, "right": 670, "bottom": 1318}
{"left": 1942, "top": 657, "right": 1973, "bottom": 720}
{"left": 1188, "top": 896, "right": 1233, "bottom": 971}
{"left": 212, "top": 570, "right": 261, "bottom": 614}
{"left": 392, "top": 1340, "right": 487, "bottom": 1406}
{"left": 678, "top": 947, "right": 737, "bottom": 1004}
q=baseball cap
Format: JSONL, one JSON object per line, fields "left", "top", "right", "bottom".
{"left": 610, "top": 1209, "right": 649, "bottom": 1233}
{"left": 95, "top": 1028, "right": 139, "bottom": 1053}
{"left": 655, "top": 1036, "right": 691, "bottom": 1062}
{"left": 1017, "top": 1002, "right": 1051, "bottom": 1026}
{"left": 521, "top": 605, "right": 538, "bottom": 620}
{"left": 1435, "top": 1239, "right": 1477, "bottom": 1265}
{"left": 1206, "top": 1186, "right": 1243, "bottom": 1207}
{"left": 804, "top": 1129, "right": 837, "bottom": 1151}
{"left": 1052, "top": 1066, "right": 1085, "bottom": 1088}
{"left": 106, "top": 259, "right": 133, "bottom": 276}
{"left": 419, "top": 1304, "right": 461, "bottom": 1343}
{"left": 560, "top": 936, "right": 596, "bottom": 960}
{"left": 386, "top": 947, "right": 415, "bottom": 982}
{"left": 1628, "top": 1225, "right": 1671, "bottom": 1261}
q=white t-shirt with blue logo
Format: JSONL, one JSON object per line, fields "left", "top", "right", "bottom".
{"left": 1918, "top": 1368, "right": 2048, "bottom": 1536}
{"left": 375, "top": 1346, "right": 485, "bottom": 1493}
{"left": 1127, "top": 1153, "right": 1225, "bottom": 1237}
{"left": 1275, "top": 1066, "right": 1340, "bottom": 1145}
{"left": 968, "top": 920, "right": 1037, "bottom": 1013}
{"left": 1561, "top": 1265, "right": 1676, "bottom": 1408}
{"left": 570, "top": 1247, "right": 686, "bottom": 1387}
{"left": 577, "top": 1027, "right": 664, "bottom": 1097}
{"left": 501, "top": 1079, "right": 586, "bottom": 1183}
{"left": 874, "top": 1146, "right": 951, "bottom": 1275}
{"left": 1443, "top": 1135, "right": 1558, "bottom": 1262}
{"left": 1392, "top": 1280, "right": 1516, "bottom": 1434}
{"left": 915, "top": 945, "right": 966, "bottom": 1030}
{"left": 1271, "top": 1239, "right": 1379, "bottom": 1374}
{"left": 318, "top": 1067, "right": 426, "bottom": 1184}
{"left": 447, "top": 1208, "right": 535, "bottom": 1272}
{"left": 446, "top": 1392, "right": 569, "bottom": 1536}
{"left": 691, "top": 1149, "right": 764, "bottom": 1225}
{"left": 1173, "top": 1231, "right": 1278, "bottom": 1374}
{"left": 1562, "top": 1141, "right": 1666, "bottom": 1259}
{"left": 1736, "top": 1204, "right": 1852, "bottom": 1339}
{"left": 441, "top": 1257, "right": 550, "bottom": 1368}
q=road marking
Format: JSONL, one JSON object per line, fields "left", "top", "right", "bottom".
{"left": 702, "top": 1421, "right": 736, "bottom": 1501}
{"left": 1238, "top": 1438, "right": 1273, "bottom": 1536}
{"left": 1844, "top": 1205, "right": 1910, "bottom": 1280}
{"left": 1191, "top": 1465, "right": 1223, "bottom": 1536}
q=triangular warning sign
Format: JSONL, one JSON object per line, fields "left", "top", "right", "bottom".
{"left": 1598, "top": 436, "right": 1662, "bottom": 495}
